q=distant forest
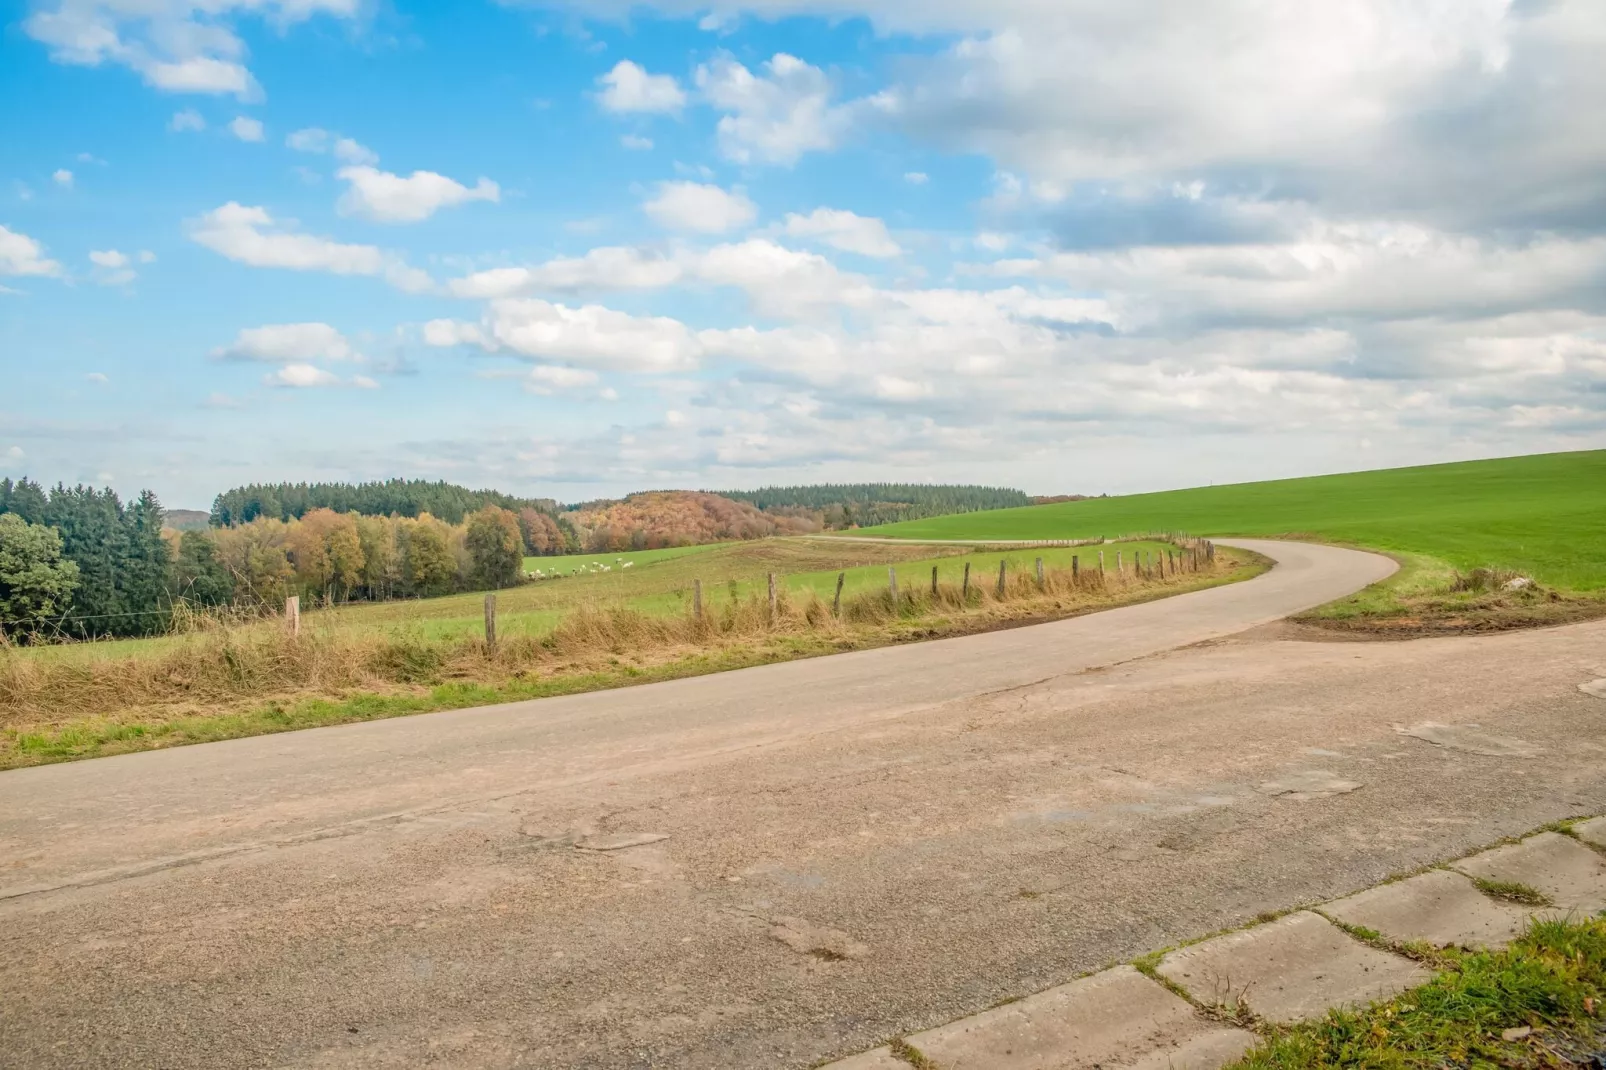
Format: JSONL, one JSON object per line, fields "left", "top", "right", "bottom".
{"left": 210, "top": 479, "right": 558, "bottom": 527}
{"left": 720, "top": 483, "right": 1031, "bottom": 529}
{"left": 0, "top": 475, "right": 1038, "bottom": 640}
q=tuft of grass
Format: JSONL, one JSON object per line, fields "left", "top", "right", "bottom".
{"left": 1227, "top": 915, "right": 1606, "bottom": 1069}
{"left": 888, "top": 1038, "right": 936, "bottom": 1069}
{"left": 1471, "top": 878, "right": 1554, "bottom": 907}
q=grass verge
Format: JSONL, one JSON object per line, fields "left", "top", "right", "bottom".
{"left": 0, "top": 542, "right": 1259, "bottom": 769}
{"left": 1228, "top": 915, "right": 1606, "bottom": 1069}
{"left": 1292, "top": 549, "right": 1606, "bottom": 637}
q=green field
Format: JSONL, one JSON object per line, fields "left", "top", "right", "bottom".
{"left": 522, "top": 543, "right": 723, "bottom": 575}
{"left": 860, "top": 451, "right": 1606, "bottom": 592}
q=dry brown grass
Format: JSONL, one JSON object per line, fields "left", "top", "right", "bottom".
{"left": 0, "top": 539, "right": 1248, "bottom": 767}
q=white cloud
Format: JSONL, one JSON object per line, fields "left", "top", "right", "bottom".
{"left": 23, "top": 0, "right": 359, "bottom": 100}
{"left": 169, "top": 108, "right": 205, "bottom": 132}
{"left": 212, "top": 322, "right": 362, "bottom": 363}
{"left": 904, "top": 171, "right": 929, "bottom": 184}
{"left": 286, "top": 127, "right": 378, "bottom": 165}
{"left": 621, "top": 134, "right": 654, "bottom": 151}
{"left": 86, "top": 372, "right": 109, "bottom": 384}
{"left": 522, "top": 365, "right": 600, "bottom": 394}
{"left": 696, "top": 52, "right": 886, "bottom": 165}
{"left": 228, "top": 115, "right": 264, "bottom": 142}
{"left": 264, "top": 363, "right": 340, "bottom": 388}
{"left": 0, "top": 225, "right": 63, "bottom": 277}
{"left": 780, "top": 207, "right": 901, "bottom": 257}
{"left": 426, "top": 298, "right": 702, "bottom": 372}
{"left": 52, "top": 169, "right": 73, "bottom": 188}
{"left": 88, "top": 248, "right": 140, "bottom": 285}
{"left": 336, "top": 166, "right": 500, "bottom": 224}
{"left": 597, "top": 60, "right": 687, "bottom": 114}
{"left": 137, "top": 250, "right": 156, "bottom": 263}
{"left": 643, "top": 180, "right": 756, "bottom": 233}
{"left": 448, "top": 247, "right": 684, "bottom": 298}
{"left": 187, "top": 202, "right": 430, "bottom": 290}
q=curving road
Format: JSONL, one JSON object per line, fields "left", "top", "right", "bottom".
{"left": 0, "top": 539, "right": 1386, "bottom": 900}
{"left": 7, "top": 539, "right": 1606, "bottom": 1068}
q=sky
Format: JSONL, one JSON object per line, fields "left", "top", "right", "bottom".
{"left": 2, "top": 0, "right": 1604, "bottom": 511}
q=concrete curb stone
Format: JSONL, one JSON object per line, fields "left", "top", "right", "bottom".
{"left": 1155, "top": 911, "right": 1430, "bottom": 1024}
{"left": 1451, "top": 831, "right": 1606, "bottom": 915}
{"left": 1323, "top": 869, "right": 1533, "bottom": 949}
{"left": 900, "top": 965, "right": 1254, "bottom": 1070}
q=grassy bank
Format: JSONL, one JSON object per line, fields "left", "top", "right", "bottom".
{"left": 0, "top": 539, "right": 1254, "bottom": 769}
{"left": 858, "top": 450, "right": 1606, "bottom": 633}
{"left": 1229, "top": 915, "right": 1606, "bottom": 1068}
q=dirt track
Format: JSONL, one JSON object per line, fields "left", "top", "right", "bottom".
{"left": 3, "top": 539, "right": 1605, "bottom": 1069}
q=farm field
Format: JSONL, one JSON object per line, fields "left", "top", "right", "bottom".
{"left": 0, "top": 535, "right": 1248, "bottom": 767}
{"left": 858, "top": 450, "right": 1606, "bottom": 632}
{"left": 861, "top": 450, "right": 1605, "bottom": 588}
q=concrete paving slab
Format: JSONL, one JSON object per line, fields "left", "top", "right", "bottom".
{"left": 1323, "top": 869, "right": 1533, "bottom": 949}
{"left": 1572, "top": 818, "right": 1606, "bottom": 850}
{"left": 1452, "top": 832, "right": 1606, "bottom": 915}
{"left": 817, "top": 1047, "right": 908, "bottom": 1070}
{"left": 1156, "top": 911, "right": 1430, "bottom": 1024}
{"left": 904, "top": 964, "right": 1255, "bottom": 1070}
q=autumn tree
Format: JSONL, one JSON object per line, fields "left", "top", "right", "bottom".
{"left": 465, "top": 506, "right": 523, "bottom": 589}
{"left": 400, "top": 514, "right": 455, "bottom": 596}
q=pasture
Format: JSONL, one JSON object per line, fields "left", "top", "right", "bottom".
{"left": 861, "top": 450, "right": 1606, "bottom": 597}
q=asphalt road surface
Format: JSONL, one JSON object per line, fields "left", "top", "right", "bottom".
{"left": 4, "top": 539, "right": 1605, "bottom": 1069}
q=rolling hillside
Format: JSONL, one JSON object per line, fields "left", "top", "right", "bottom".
{"left": 862, "top": 450, "right": 1606, "bottom": 591}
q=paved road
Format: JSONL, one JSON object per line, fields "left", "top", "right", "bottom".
{"left": 4, "top": 540, "right": 1605, "bottom": 1069}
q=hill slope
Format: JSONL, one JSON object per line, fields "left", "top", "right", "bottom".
{"left": 863, "top": 450, "right": 1606, "bottom": 593}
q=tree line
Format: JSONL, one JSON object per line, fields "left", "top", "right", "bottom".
{"left": 1, "top": 477, "right": 535, "bottom": 641}
{"left": 210, "top": 479, "right": 559, "bottom": 526}
{"left": 2, "top": 476, "right": 1038, "bottom": 642}
{"left": 719, "top": 483, "right": 1031, "bottom": 529}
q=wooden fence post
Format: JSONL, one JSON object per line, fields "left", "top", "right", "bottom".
{"left": 1035, "top": 556, "right": 1044, "bottom": 587}
{"left": 996, "top": 559, "right": 1007, "bottom": 597}
{"left": 962, "top": 560, "right": 971, "bottom": 599}
{"left": 768, "top": 572, "right": 777, "bottom": 618}
{"left": 931, "top": 565, "right": 939, "bottom": 596}
{"left": 693, "top": 578, "right": 703, "bottom": 618}
{"left": 1098, "top": 550, "right": 1105, "bottom": 575}
{"left": 833, "top": 572, "right": 845, "bottom": 616}
{"left": 1116, "top": 550, "right": 1123, "bottom": 576}
{"left": 888, "top": 567, "right": 898, "bottom": 606}
{"left": 1072, "top": 555, "right": 1080, "bottom": 583}
{"left": 284, "top": 594, "right": 299, "bottom": 637}
{"left": 484, "top": 593, "right": 497, "bottom": 648}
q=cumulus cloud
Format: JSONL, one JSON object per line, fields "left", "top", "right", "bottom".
{"left": 263, "top": 363, "right": 341, "bottom": 388}
{"left": 336, "top": 165, "right": 500, "bottom": 224}
{"left": 448, "top": 247, "right": 684, "bottom": 298}
{"left": 187, "top": 202, "right": 430, "bottom": 290}
{"left": 597, "top": 60, "right": 687, "bottom": 114}
{"left": 212, "top": 322, "right": 362, "bottom": 363}
{"left": 228, "top": 115, "right": 263, "bottom": 141}
{"left": 695, "top": 52, "right": 879, "bottom": 165}
{"left": 780, "top": 207, "right": 901, "bottom": 257}
{"left": 169, "top": 108, "right": 205, "bottom": 132}
{"left": 425, "top": 298, "right": 702, "bottom": 372}
{"left": 22, "top": 0, "right": 360, "bottom": 100}
{"left": 643, "top": 180, "right": 756, "bottom": 233}
{"left": 0, "top": 225, "right": 63, "bottom": 277}
{"left": 286, "top": 127, "right": 378, "bottom": 165}
{"left": 621, "top": 134, "right": 654, "bottom": 151}
{"left": 88, "top": 248, "right": 141, "bottom": 285}
{"left": 52, "top": 169, "right": 73, "bottom": 188}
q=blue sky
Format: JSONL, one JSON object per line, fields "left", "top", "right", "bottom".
{"left": 2, "top": 0, "right": 1604, "bottom": 511}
